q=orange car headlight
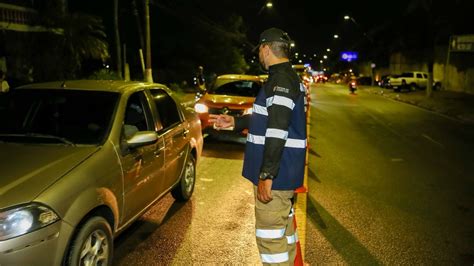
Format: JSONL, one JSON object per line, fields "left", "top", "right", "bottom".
{"left": 194, "top": 103, "right": 209, "bottom": 113}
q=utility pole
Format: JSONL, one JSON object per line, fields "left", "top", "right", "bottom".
{"left": 144, "top": 0, "right": 153, "bottom": 82}
{"left": 114, "top": 0, "right": 123, "bottom": 79}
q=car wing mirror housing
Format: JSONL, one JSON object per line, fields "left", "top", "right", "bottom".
{"left": 126, "top": 131, "right": 158, "bottom": 149}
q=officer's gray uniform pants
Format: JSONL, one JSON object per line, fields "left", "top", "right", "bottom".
{"left": 254, "top": 186, "right": 296, "bottom": 265}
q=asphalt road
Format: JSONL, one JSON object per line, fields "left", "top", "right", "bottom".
{"left": 113, "top": 83, "right": 474, "bottom": 265}
{"left": 304, "top": 83, "right": 474, "bottom": 265}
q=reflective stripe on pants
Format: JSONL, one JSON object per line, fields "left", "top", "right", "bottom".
{"left": 254, "top": 186, "right": 296, "bottom": 266}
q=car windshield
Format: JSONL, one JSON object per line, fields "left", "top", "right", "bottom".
{"left": 210, "top": 79, "right": 261, "bottom": 97}
{"left": 0, "top": 89, "right": 119, "bottom": 145}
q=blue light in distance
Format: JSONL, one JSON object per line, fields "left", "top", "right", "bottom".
{"left": 340, "top": 51, "right": 358, "bottom": 62}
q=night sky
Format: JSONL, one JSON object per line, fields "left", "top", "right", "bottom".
{"left": 69, "top": 0, "right": 410, "bottom": 56}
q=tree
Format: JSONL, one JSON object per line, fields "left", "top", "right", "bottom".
{"left": 31, "top": 11, "right": 110, "bottom": 81}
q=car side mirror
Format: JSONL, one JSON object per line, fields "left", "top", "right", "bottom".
{"left": 126, "top": 131, "right": 158, "bottom": 149}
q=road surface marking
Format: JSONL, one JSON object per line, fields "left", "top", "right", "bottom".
{"left": 200, "top": 178, "right": 214, "bottom": 182}
{"left": 421, "top": 134, "right": 444, "bottom": 148}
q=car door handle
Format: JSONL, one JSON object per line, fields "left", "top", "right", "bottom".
{"left": 182, "top": 129, "right": 190, "bottom": 137}
{"left": 154, "top": 146, "right": 165, "bottom": 157}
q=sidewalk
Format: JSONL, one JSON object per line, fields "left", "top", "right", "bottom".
{"left": 361, "top": 86, "right": 474, "bottom": 124}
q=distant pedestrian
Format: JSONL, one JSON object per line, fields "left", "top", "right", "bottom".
{"left": 0, "top": 70, "right": 9, "bottom": 94}
{"left": 209, "top": 27, "right": 307, "bottom": 265}
{"left": 194, "top": 65, "right": 206, "bottom": 93}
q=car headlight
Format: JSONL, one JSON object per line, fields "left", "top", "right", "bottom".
{"left": 243, "top": 107, "right": 253, "bottom": 115}
{"left": 194, "top": 103, "right": 209, "bottom": 113}
{"left": 0, "top": 204, "right": 59, "bottom": 241}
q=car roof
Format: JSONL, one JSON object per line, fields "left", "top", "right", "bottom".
{"left": 216, "top": 74, "right": 261, "bottom": 82}
{"left": 16, "top": 80, "right": 168, "bottom": 93}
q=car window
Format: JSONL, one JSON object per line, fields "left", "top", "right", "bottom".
{"left": 211, "top": 80, "right": 261, "bottom": 97}
{"left": 423, "top": 74, "right": 428, "bottom": 78}
{"left": 123, "top": 92, "right": 154, "bottom": 138}
{"left": 149, "top": 89, "right": 181, "bottom": 130}
{"left": 401, "top": 73, "right": 414, "bottom": 78}
{"left": 0, "top": 89, "right": 118, "bottom": 145}
{"left": 416, "top": 73, "right": 423, "bottom": 78}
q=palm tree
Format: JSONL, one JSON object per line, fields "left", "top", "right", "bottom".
{"left": 33, "top": 9, "right": 110, "bottom": 81}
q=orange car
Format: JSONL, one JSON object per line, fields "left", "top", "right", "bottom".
{"left": 194, "top": 74, "right": 263, "bottom": 136}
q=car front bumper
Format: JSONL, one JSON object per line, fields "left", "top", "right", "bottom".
{"left": 0, "top": 220, "right": 73, "bottom": 265}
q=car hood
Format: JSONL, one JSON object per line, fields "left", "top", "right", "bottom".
{"left": 0, "top": 143, "right": 100, "bottom": 209}
{"left": 201, "top": 94, "right": 254, "bottom": 108}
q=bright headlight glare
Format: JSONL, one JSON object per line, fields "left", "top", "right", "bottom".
{"left": 194, "top": 103, "right": 208, "bottom": 113}
{"left": 0, "top": 204, "right": 59, "bottom": 241}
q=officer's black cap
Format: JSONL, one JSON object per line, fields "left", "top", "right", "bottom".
{"left": 253, "top": 27, "right": 292, "bottom": 52}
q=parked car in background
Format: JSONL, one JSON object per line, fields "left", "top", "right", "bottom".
{"left": 357, "top": 76, "right": 373, "bottom": 86}
{"left": 292, "top": 64, "right": 313, "bottom": 88}
{"left": 0, "top": 80, "right": 203, "bottom": 265}
{"left": 194, "top": 74, "right": 262, "bottom": 137}
{"left": 388, "top": 71, "right": 441, "bottom": 92}
{"left": 258, "top": 74, "right": 269, "bottom": 83}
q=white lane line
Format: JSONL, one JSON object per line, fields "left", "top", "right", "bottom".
{"left": 200, "top": 178, "right": 214, "bottom": 182}
{"left": 421, "top": 134, "right": 444, "bottom": 148}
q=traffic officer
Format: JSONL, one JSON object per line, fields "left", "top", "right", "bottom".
{"left": 209, "top": 27, "right": 307, "bottom": 265}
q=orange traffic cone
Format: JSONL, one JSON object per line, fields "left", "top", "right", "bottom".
{"left": 293, "top": 214, "right": 304, "bottom": 266}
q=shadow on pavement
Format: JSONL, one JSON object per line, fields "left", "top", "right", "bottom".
{"left": 202, "top": 136, "right": 245, "bottom": 160}
{"left": 113, "top": 196, "right": 193, "bottom": 264}
{"left": 306, "top": 195, "right": 380, "bottom": 265}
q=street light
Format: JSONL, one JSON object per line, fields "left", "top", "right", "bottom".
{"left": 258, "top": 1, "right": 273, "bottom": 15}
{"left": 326, "top": 48, "right": 331, "bottom": 52}
{"left": 333, "top": 34, "right": 339, "bottom": 39}
{"left": 323, "top": 55, "right": 328, "bottom": 59}
{"left": 343, "top": 15, "right": 372, "bottom": 42}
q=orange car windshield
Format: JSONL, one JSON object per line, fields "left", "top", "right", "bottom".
{"left": 210, "top": 80, "right": 261, "bottom": 97}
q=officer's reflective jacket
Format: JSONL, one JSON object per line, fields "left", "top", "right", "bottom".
{"left": 236, "top": 62, "right": 307, "bottom": 190}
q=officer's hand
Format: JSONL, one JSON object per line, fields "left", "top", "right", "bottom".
{"left": 257, "top": 179, "right": 273, "bottom": 203}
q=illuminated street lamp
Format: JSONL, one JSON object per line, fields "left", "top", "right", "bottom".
{"left": 333, "top": 34, "right": 339, "bottom": 39}
{"left": 323, "top": 55, "right": 328, "bottom": 59}
{"left": 326, "top": 48, "right": 331, "bottom": 52}
{"left": 320, "top": 60, "right": 323, "bottom": 63}
{"left": 258, "top": 1, "right": 273, "bottom": 15}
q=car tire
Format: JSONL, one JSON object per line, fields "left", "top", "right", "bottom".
{"left": 171, "top": 154, "right": 196, "bottom": 201}
{"left": 67, "top": 216, "right": 113, "bottom": 266}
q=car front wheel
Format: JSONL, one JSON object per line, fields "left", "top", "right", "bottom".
{"left": 67, "top": 216, "right": 113, "bottom": 266}
{"left": 171, "top": 154, "right": 196, "bottom": 201}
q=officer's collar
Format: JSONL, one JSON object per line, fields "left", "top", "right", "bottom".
{"left": 268, "top": 61, "right": 292, "bottom": 73}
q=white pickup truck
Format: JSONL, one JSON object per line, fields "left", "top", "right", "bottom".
{"left": 389, "top": 71, "right": 441, "bottom": 92}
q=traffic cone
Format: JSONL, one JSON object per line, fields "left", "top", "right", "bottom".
{"left": 294, "top": 185, "right": 307, "bottom": 194}
{"left": 293, "top": 214, "right": 304, "bottom": 266}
